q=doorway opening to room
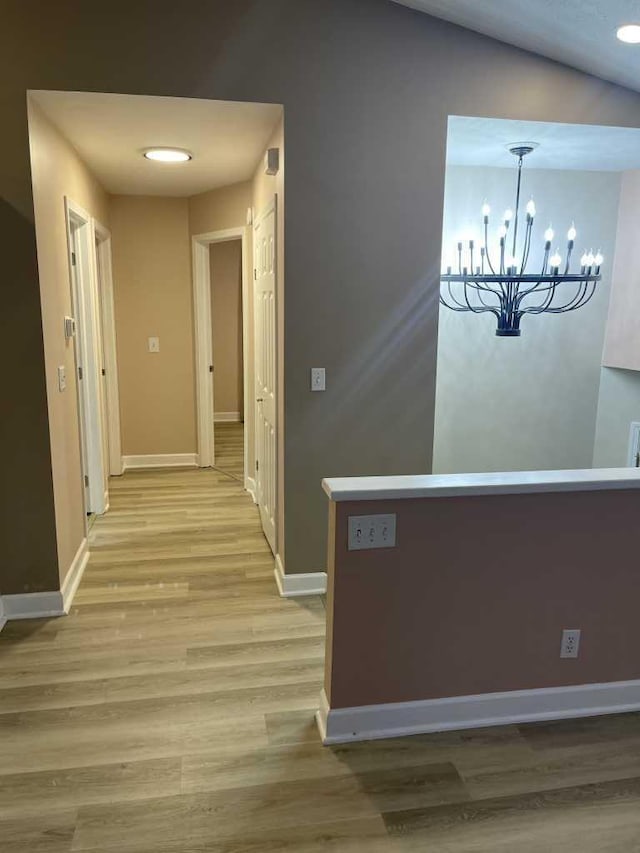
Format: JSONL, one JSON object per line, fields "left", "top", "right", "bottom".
{"left": 434, "top": 115, "right": 640, "bottom": 478}
{"left": 192, "top": 228, "right": 248, "bottom": 483}
{"left": 28, "top": 90, "right": 284, "bottom": 565}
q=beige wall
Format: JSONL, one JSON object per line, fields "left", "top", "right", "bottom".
{"left": 325, "top": 490, "right": 640, "bottom": 709}
{"left": 110, "top": 196, "right": 196, "bottom": 456}
{"left": 210, "top": 240, "right": 243, "bottom": 416}
{"left": 602, "top": 170, "right": 640, "bottom": 371}
{"left": 189, "top": 180, "right": 251, "bottom": 236}
{"left": 27, "top": 99, "right": 110, "bottom": 590}
{"left": 252, "top": 118, "right": 285, "bottom": 559}
{"left": 10, "top": 1, "right": 640, "bottom": 596}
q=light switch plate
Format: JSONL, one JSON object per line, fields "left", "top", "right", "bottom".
{"left": 148, "top": 337, "right": 160, "bottom": 353}
{"left": 311, "top": 367, "right": 326, "bottom": 391}
{"left": 348, "top": 514, "right": 396, "bottom": 550}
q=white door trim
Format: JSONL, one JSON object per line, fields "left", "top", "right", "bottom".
{"left": 192, "top": 227, "right": 250, "bottom": 484}
{"left": 253, "top": 197, "right": 278, "bottom": 553}
{"left": 65, "top": 197, "right": 107, "bottom": 517}
{"left": 94, "top": 222, "right": 123, "bottom": 477}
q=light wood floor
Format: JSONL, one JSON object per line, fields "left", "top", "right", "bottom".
{"left": 3, "top": 469, "right": 640, "bottom": 850}
{"left": 214, "top": 421, "right": 244, "bottom": 479}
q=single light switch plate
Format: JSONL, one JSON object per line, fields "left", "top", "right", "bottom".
{"left": 64, "top": 316, "right": 76, "bottom": 339}
{"left": 148, "top": 336, "right": 160, "bottom": 353}
{"left": 348, "top": 514, "right": 396, "bottom": 550}
{"left": 57, "top": 365, "right": 67, "bottom": 392}
{"left": 311, "top": 367, "right": 326, "bottom": 391}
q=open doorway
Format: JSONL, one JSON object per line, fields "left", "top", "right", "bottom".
{"left": 211, "top": 238, "right": 244, "bottom": 479}
{"left": 192, "top": 226, "right": 250, "bottom": 487}
{"left": 30, "top": 89, "right": 284, "bottom": 569}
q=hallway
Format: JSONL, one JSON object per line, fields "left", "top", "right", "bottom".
{"left": 4, "top": 471, "right": 640, "bottom": 851}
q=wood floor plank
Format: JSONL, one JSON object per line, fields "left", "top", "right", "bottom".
{"left": 73, "top": 764, "right": 466, "bottom": 851}
{"left": 5, "top": 465, "right": 640, "bottom": 851}
{"left": 0, "top": 757, "right": 181, "bottom": 820}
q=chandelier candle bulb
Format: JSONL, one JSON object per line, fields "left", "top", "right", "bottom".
{"left": 526, "top": 199, "right": 536, "bottom": 218}
{"left": 504, "top": 209, "right": 513, "bottom": 222}
{"left": 567, "top": 223, "right": 577, "bottom": 242}
{"left": 550, "top": 250, "right": 562, "bottom": 270}
{"left": 482, "top": 202, "right": 491, "bottom": 219}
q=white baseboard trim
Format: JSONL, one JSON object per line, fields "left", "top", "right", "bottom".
{"left": 274, "top": 555, "right": 327, "bottom": 597}
{"left": 316, "top": 679, "right": 640, "bottom": 745}
{"left": 61, "top": 537, "right": 89, "bottom": 612}
{"left": 0, "top": 538, "right": 90, "bottom": 632}
{"left": 2, "top": 590, "right": 64, "bottom": 622}
{"left": 245, "top": 476, "right": 257, "bottom": 503}
{"left": 214, "top": 412, "right": 242, "bottom": 423}
{"left": 122, "top": 453, "right": 198, "bottom": 471}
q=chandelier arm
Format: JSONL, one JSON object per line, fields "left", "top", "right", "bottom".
{"left": 520, "top": 218, "right": 534, "bottom": 273}
{"left": 484, "top": 222, "right": 497, "bottom": 275}
{"left": 521, "top": 278, "right": 594, "bottom": 315}
{"left": 564, "top": 243, "right": 574, "bottom": 276}
{"left": 540, "top": 279, "right": 592, "bottom": 313}
{"left": 439, "top": 292, "right": 500, "bottom": 317}
{"left": 442, "top": 279, "right": 501, "bottom": 312}
{"left": 540, "top": 280, "right": 597, "bottom": 314}
{"left": 519, "top": 280, "right": 559, "bottom": 315}
{"left": 462, "top": 279, "right": 504, "bottom": 296}
{"left": 516, "top": 278, "right": 557, "bottom": 307}
{"left": 469, "top": 282, "right": 501, "bottom": 309}
{"left": 439, "top": 293, "right": 468, "bottom": 312}
{"left": 446, "top": 281, "right": 473, "bottom": 310}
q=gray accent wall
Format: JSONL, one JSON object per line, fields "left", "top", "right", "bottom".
{"left": 433, "top": 165, "right": 621, "bottom": 474}
{"left": 8, "top": 0, "right": 640, "bottom": 591}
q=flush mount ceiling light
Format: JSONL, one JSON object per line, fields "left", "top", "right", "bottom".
{"left": 440, "top": 143, "right": 603, "bottom": 337}
{"left": 617, "top": 24, "right": 640, "bottom": 43}
{"left": 143, "top": 148, "right": 192, "bottom": 163}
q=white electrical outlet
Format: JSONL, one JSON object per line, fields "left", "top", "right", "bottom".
{"left": 311, "top": 367, "right": 326, "bottom": 391}
{"left": 348, "top": 514, "right": 396, "bottom": 550}
{"left": 148, "top": 336, "right": 160, "bottom": 353}
{"left": 560, "top": 628, "right": 581, "bottom": 659}
{"left": 57, "top": 366, "right": 67, "bottom": 392}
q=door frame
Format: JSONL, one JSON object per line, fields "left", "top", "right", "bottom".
{"left": 94, "top": 222, "right": 123, "bottom": 477}
{"left": 64, "top": 197, "right": 108, "bottom": 516}
{"left": 252, "top": 196, "right": 278, "bottom": 555}
{"left": 192, "top": 226, "right": 252, "bottom": 492}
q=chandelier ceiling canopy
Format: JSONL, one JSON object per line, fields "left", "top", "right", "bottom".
{"left": 440, "top": 142, "right": 603, "bottom": 337}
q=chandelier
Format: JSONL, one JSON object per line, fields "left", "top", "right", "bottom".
{"left": 439, "top": 143, "right": 603, "bottom": 337}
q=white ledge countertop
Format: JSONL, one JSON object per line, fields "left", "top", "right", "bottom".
{"left": 322, "top": 467, "right": 640, "bottom": 502}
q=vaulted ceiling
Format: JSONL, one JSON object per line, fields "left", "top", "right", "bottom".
{"left": 392, "top": 0, "right": 640, "bottom": 94}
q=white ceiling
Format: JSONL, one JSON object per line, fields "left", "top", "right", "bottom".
{"left": 392, "top": 0, "right": 640, "bottom": 94}
{"left": 447, "top": 116, "right": 640, "bottom": 171}
{"left": 29, "top": 91, "right": 282, "bottom": 197}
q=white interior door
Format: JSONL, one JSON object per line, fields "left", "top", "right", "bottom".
{"left": 66, "top": 199, "right": 107, "bottom": 516}
{"left": 254, "top": 199, "right": 277, "bottom": 554}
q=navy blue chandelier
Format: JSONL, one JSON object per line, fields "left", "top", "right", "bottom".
{"left": 440, "top": 143, "right": 604, "bottom": 337}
